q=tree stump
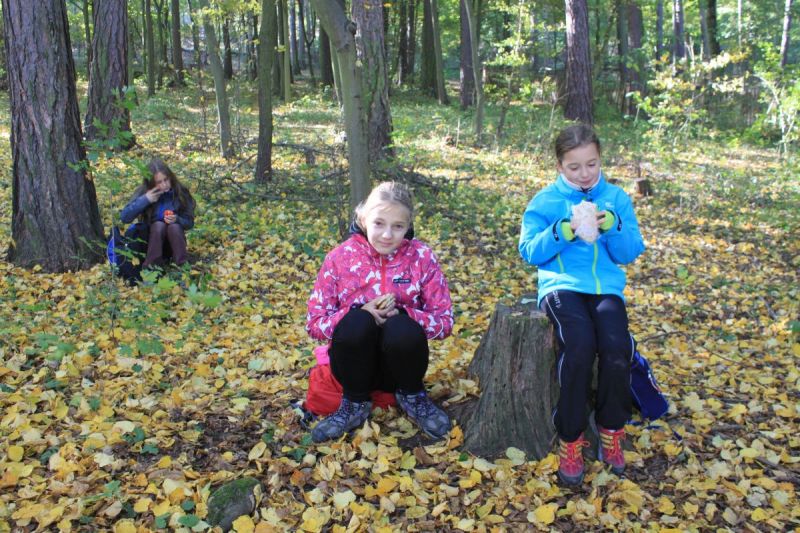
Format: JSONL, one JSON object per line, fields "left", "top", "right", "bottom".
{"left": 461, "top": 298, "right": 559, "bottom": 460}
{"left": 207, "top": 477, "right": 261, "bottom": 532}
{"left": 635, "top": 178, "right": 653, "bottom": 197}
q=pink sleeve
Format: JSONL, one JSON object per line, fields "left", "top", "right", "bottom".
{"left": 306, "top": 253, "right": 349, "bottom": 340}
{"left": 404, "top": 251, "right": 454, "bottom": 340}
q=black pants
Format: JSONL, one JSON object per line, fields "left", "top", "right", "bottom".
{"left": 541, "top": 291, "right": 633, "bottom": 442}
{"left": 330, "top": 309, "right": 429, "bottom": 402}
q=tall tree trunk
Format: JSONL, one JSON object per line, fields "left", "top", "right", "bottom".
{"left": 85, "top": 0, "right": 134, "bottom": 148}
{"left": 3, "top": 0, "right": 104, "bottom": 271}
{"left": 171, "top": 0, "right": 184, "bottom": 84}
{"left": 330, "top": 33, "right": 343, "bottom": 103}
{"left": 249, "top": 14, "right": 259, "bottom": 79}
{"left": 300, "top": 0, "right": 316, "bottom": 82}
{"left": 781, "top": 0, "right": 794, "bottom": 68}
{"left": 420, "top": 0, "right": 435, "bottom": 95}
{"left": 198, "top": 0, "right": 233, "bottom": 158}
{"left": 698, "top": 0, "right": 711, "bottom": 61}
{"left": 297, "top": 0, "right": 308, "bottom": 73}
{"left": 353, "top": 0, "right": 394, "bottom": 162}
{"left": 617, "top": 0, "right": 629, "bottom": 112}
{"left": 673, "top": 0, "right": 685, "bottom": 63}
{"left": 737, "top": 0, "right": 742, "bottom": 48}
{"left": 656, "top": 0, "right": 664, "bottom": 63}
{"left": 256, "top": 0, "right": 277, "bottom": 182}
{"left": 280, "top": 0, "right": 291, "bottom": 100}
{"left": 223, "top": 18, "right": 233, "bottom": 79}
{"left": 187, "top": 0, "right": 201, "bottom": 67}
{"left": 290, "top": 0, "right": 301, "bottom": 73}
{"left": 626, "top": 1, "right": 644, "bottom": 116}
{"left": 464, "top": 0, "right": 484, "bottom": 142}
{"left": 312, "top": 0, "right": 371, "bottom": 209}
{"left": 459, "top": 0, "right": 474, "bottom": 108}
{"left": 407, "top": 0, "right": 417, "bottom": 80}
{"left": 397, "top": 0, "right": 409, "bottom": 84}
{"left": 145, "top": 0, "right": 156, "bottom": 94}
{"left": 320, "top": 26, "right": 334, "bottom": 86}
{"left": 564, "top": 0, "right": 593, "bottom": 124}
{"left": 707, "top": 0, "right": 720, "bottom": 56}
{"left": 431, "top": 0, "right": 448, "bottom": 104}
{"left": 83, "top": 0, "right": 93, "bottom": 79}
{"left": 154, "top": 0, "right": 167, "bottom": 88}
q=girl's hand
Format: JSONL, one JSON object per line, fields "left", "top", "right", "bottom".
{"left": 164, "top": 213, "right": 177, "bottom": 224}
{"left": 362, "top": 294, "right": 396, "bottom": 326}
{"left": 145, "top": 187, "right": 163, "bottom": 203}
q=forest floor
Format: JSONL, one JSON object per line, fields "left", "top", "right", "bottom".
{"left": 0, "top": 78, "right": 799, "bottom": 532}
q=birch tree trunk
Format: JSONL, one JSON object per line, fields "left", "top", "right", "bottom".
{"left": 781, "top": 0, "right": 794, "bottom": 68}
{"left": 3, "top": 0, "right": 105, "bottom": 271}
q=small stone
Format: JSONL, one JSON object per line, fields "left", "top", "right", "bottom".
{"left": 207, "top": 477, "right": 261, "bottom": 532}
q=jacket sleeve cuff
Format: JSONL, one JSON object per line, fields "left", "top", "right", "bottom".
{"left": 559, "top": 220, "right": 576, "bottom": 241}
{"left": 599, "top": 211, "right": 616, "bottom": 232}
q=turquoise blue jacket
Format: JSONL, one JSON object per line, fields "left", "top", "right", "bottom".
{"left": 519, "top": 174, "right": 645, "bottom": 305}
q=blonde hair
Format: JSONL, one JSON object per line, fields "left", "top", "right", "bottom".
{"left": 355, "top": 181, "right": 413, "bottom": 229}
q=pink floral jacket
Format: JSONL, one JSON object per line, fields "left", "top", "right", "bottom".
{"left": 306, "top": 233, "right": 454, "bottom": 352}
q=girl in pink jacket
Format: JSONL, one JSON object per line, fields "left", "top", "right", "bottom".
{"left": 306, "top": 182, "right": 454, "bottom": 442}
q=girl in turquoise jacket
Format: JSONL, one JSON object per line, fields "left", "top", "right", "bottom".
{"left": 519, "top": 124, "right": 645, "bottom": 485}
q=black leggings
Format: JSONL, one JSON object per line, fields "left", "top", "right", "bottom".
{"left": 541, "top": 291, "right": 633, "bottom": 442}
{"left": 330, "top": 309, "right": 429, "bottom": 402}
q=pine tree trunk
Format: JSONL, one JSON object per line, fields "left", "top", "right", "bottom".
{"left": 698, "top": 0, "right": 711, "bottom": 61}
{"left": 312, "top": 0, "right": 371, "bottom": 209}
{"left": 656, "top": 0, "right": 664, "bottom": 63}
{"left": 564, "top": 0, "right": 593, "bottom": 124}
{"left": 461, "top": 299, "right": 559, "bottom": 460}
{"left": 198, "top": 0, "right": 233, "bottom": 158}
{"left": 459, "top": 0, "right": 474, "bottom": 108}
{"left": 171, "top": 0, "right": 184, "bottom": 84}
{"left": 320, "top": 26, "right": 334, "bottom": 87}
{"left": 85, "top": 0, "right": 134, "bottom": 149}
{"left": 3, "top": 0, "right": 104, "bottom": 272}
{"left": 430, "top": 0, "right": 448, "bottom": 104}
{"left": 781, "top": 0, "right": 794, "bottom": 68}
{"left": 223, "top": 19, "right": 233, "bottom": 79}
{"left": 83, "top": 0, "right": 93, "bottom": 79}
{"left": 420, "top": 0, "right": 435, "bottom": 96}
{"left": 707, "top": 0, "right": 720, "bottom": 56}
{"left": 256, "top": 0, "right": 276, "bottom": 183}
{"left": 145, "top": 0, "right": 156, "bottom": 94}
{"left": 353, "top": 0, "right": 393, "bottom": 162}
{"left": 673, "top": 0, "right": 685, "bottom": 62}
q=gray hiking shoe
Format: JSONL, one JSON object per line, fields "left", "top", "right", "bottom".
{"left": 311, "top": 398, "right": 371, "bottom": 443}
{"left": 395, "top": 390, "right": 451, "bottom": 440}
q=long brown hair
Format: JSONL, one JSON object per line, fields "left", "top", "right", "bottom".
{"left": 142, "top": 158, "right": 193, "bottom": 209}
{"left": 554, "top": 124, "right": 601, "bottom": 163}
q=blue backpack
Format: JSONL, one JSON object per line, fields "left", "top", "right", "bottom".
{"left": 106, "top": 223, "right": 149, "bottom": 284}
{"left": 630, "top": 348, "right": 669, "bottom": 421}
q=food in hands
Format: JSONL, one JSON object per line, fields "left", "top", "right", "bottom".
{"left": 571, "top": 201, "right": 599, "bottom": 244}
{"left": 375, "top": 293, "right": 395, "bottom": 310}
{"left": 164, "top": 209, "right": 174, "bottom": 223}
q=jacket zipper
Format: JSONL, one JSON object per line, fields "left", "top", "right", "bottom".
{"left": 592, "top": 243, "right": 602, "bottom": 294}
{"left": 380, "top": 256, "right": 388, "bottom": 294}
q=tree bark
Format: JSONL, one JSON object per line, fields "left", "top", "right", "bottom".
{"left": 698, "top": 0, "right": 711, "bottom": 61}
{"left": 85, "top": 0, "right": 134, "bottom": 149}
{"left": 420, "top": 0, "right": 435, "bottom": 96}
{"left": 289, "top": 0, "right": 301, "bottom": 73}
{"left": 320, "top": 26, "right": 334, "bottom": 87}
{"left": 397, "top": 0, "right": 408, "bottom": 84}
{"left": 198, "top": 0, "right": 233, "bottom": 158}
{"left": 223, "top": 18, "right": 233, "bottom": 79}
{"left": 464, "top": 0, "right": 483, "bottom": 142}
{"left": 248, "top": 14, "right": 259, "bottom": 79}
{"left": 187, "top": 0, "right": 201, "bottom": 67}
{"left": 407, "top": 0, "right": 417, "bottom": 80}
{"left": 280, "top": 0, "right": 291, "bottom": 100}
{"left": 299, "top": 0, "right": 316, "bottom": 82}
{"left": 459, "top": 0, "right": 474, "bottom": 108}
{"left": 353, "top": 0, "right": 393, "bottom": 162}
{"left": 673, "top": 0, "right": 685, "bottom": 63}
{"left": 707, "top": 0, "right": 720, "bottom": 56}
{"left": 617, "top": 0, "right": 629, "bottom": 112}
{"left": 154, "top": 0, "right": 167, "bottom": 88}
{"left": 430, "top": 0, "right": 448, "bottom": 104}
{"left": 656, "top": 0, "right": 664, "bottom": 63}
{"left": 461, "top": 300, "right": 558, "bottom": 460}
{"left": 82, "top": 0, "right": 93, "bottom": 79}
{"left": 145, "top": 0, "right": 156, "bottom": 94}
{"left": 311, "top": 0, "right": 371, "bottom": 209}
{"left": 171, "top": 0, "right": 184, "bottom": 84}
{"left": 781, "top": 0, "right": 794, "bottom": 68}
{"left": 626, "top": 2, "right": 644, "bottom": 116}
{"left": 255, "top": 0, "right": 277, "bottom": 183}
{"left": 564, "top": 0, "right": 593, "bottom": 124}
{"left": 3, "top": 0, "right": 104, "bottom": 271}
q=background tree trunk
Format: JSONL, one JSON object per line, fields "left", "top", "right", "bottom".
{"left": 85, "top": 0, "right": 134, "bottom": 148}
{"left": 223, "top": 18, "right": 233, "bottom": 79}
{"left": 154, "top": 0, "right": 167, "bottom": 88}
{"left": 617, "top": 0, "right": 629, "bottom": 112}
{"left": 626, "top": 2, "right": 644, "bottom": 116}
{"left": 781, "top": 0, "right": 794, "bottom": 68}
{"left": 311, "top": 0, "right": 371, "bottom": 209}
{"left": 248, "top": 14, "right": 259, "bottom": 80}
{"left": 459, "top": 0, "right": 474, "bottom": 108}
{"left": 3, "top": 0, "right": 104, "bottom": 271}
{"left": 673, "top": 0, "right": 685, "bottom": 63}
{"left": 187, "top": 0, "right": 201, "bottom": 67}
{"left": 199, "top": 0, "right": 233, "bottom": 157}
{"left": 397, "top": 0, "right": 409, "bottom": 85}
{"left": 145, "top": 0, "right": 156, "bottom": 94}
{"left": 290, "top": 0, "right": 301, "bottom": 74}
{"left": 464, "top": 0, "right": 483, "bottom": 142}
{"left": 461, "top": 300, "right": 558, "bottom": 460}
{"left": 698, "top": 0, "right": 711, "bottom": 61}
{"left": 299, "top": 0, "right": 316, "bottom": 82}
{"left": 320, "top": 27, "right": 334, "bottom": 87}
{"left": 353, "top": 0, "right": 393, "bottom": 162}
{"left": 420, "top": 0, "right": 436, "bottom": 96}
{"left": 281, "top": 0, "right": 291, "bottom": 100}
{"left": 407, "top": 0, "right": 417, "bottom": 80}
{"left": 171, "top": 0, "right": 184, "bottom": 84}
{"left": 564, "top": 0, "right": 593, "bottom": 124}
{"left": 83, "top": 0, "right": 93, "bottom": 79}
{"left": 255, "top": 0, "right": 277, "bottom": 183}
{"left": 430, "top": 0, "right": 448, "bottom": 104}
{"left": 707, "top": 0, "right": 720, "bottom": 56}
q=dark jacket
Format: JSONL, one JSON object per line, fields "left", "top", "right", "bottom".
{"left": 120, "top": 185, "right": 196, "bottom": 230}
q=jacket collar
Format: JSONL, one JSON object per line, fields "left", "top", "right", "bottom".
{"left": 555, "top": 172, "right": 608, "bottom": 199}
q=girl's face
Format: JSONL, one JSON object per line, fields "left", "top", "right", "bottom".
{"left": 153, "top": 172, "right": 172, "bottom": 193}
{"left": 361, "top": 202, "right": 411, "bottom": 256}
{"left": 557, "top": 143, "right": 601, "bottom": 189}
